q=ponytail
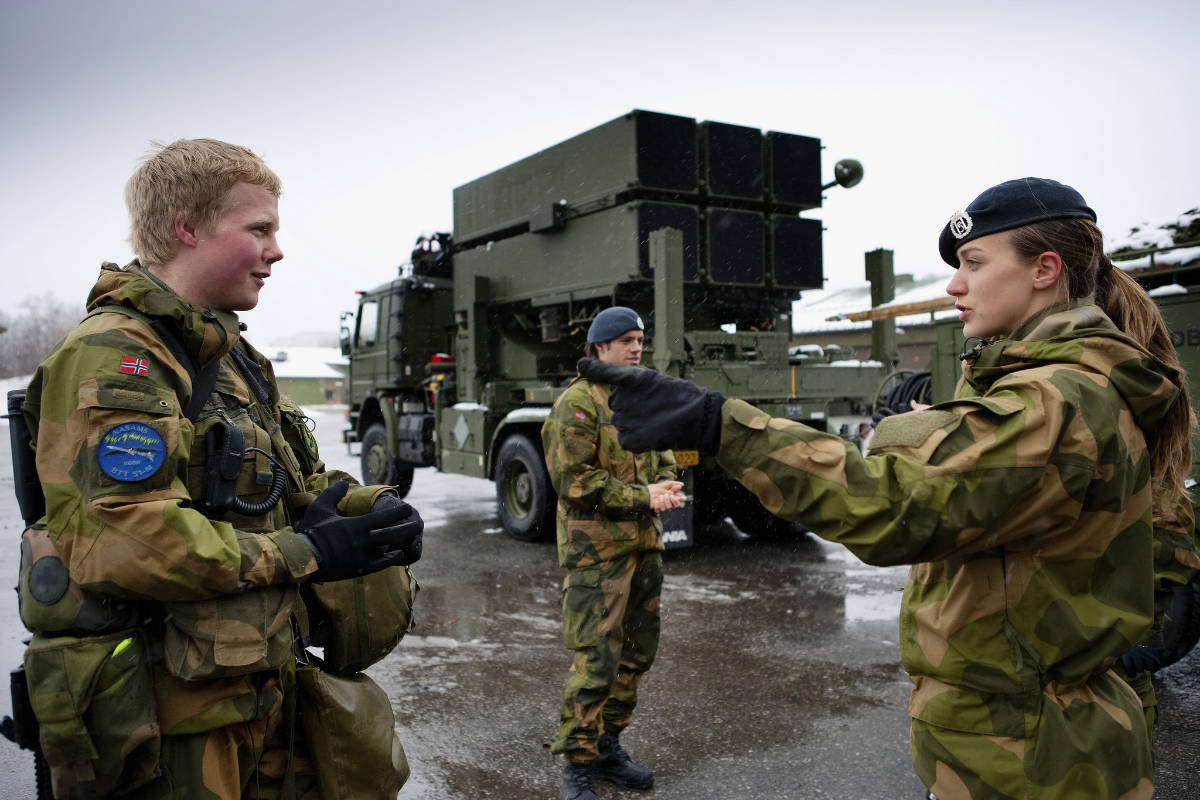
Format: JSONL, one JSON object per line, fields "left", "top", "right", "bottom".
{"left": 1011, "top": 220, "right": 1195, "bottom": 498}
{"left": 1097, "top": 259, "right": 1195, "bottom": 499}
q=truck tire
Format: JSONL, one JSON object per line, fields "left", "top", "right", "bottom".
{"left": 361, "top": 423, "right": 415, "bottom": 498}
{"left": 495, "top": 434, "right": 555, "bottom": 542}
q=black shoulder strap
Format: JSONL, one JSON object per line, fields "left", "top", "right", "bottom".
{"left": 89, "top": 305, "right": 221, "bottom": 422}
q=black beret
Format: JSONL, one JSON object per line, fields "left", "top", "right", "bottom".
{"left": 938, "top": 177, "right": 1096, "bottom": 266}
{"left": 587, "top": 306, "right": 644, "bottom": 343}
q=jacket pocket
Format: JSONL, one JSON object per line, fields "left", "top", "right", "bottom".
{"left": 18, "top": 526, "right": 133, "bottom": 635}
{"left": 187, "top": 406, "right": 280, "bottom": 530}
{"left": 278, "top": 399, "right": 320, "bottom": 477}
{"left": 81, "top": 386, "right": 180, "bottom": 499}
{"left": 162, "top": 586, "right": 298, "bottom": 680}
{"left": 24, "top": 629, "right": 160, "bottom": 799}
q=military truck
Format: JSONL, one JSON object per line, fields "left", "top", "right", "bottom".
{"left": 340, "top": 109, "right": 891, "bottom": 546}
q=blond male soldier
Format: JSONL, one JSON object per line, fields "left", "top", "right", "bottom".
{"left": 541, "top": 307, "right": 685, "bottom": 800}
{"left": 18, "top": 139, "right": 421, "bottom": 799}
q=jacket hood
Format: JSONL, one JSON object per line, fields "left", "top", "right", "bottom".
{"left": 964, "top": 301, "right": 1182, "bottom": 433}
{"left": 86, "top": 260, "right": 242, "bottom": 369}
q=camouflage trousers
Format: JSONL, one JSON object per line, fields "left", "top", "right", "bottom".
{"left": 550, "top": 550, "right": 663, "bottom": 763}
{"left": 127, "top": 672, "right": 319, "bottom": 800}
{"left": 910, "top": 671, "right": 1154, "bottom": 800}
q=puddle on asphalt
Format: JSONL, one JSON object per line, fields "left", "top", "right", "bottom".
{"left": 492, "top": 611, "right": 560, "bottom": 632}
{"left": 378, "top": 635, "right": 504, "bottom": 698}
{"left": 663, "top": 574, "right": 760, "bottom": 604}
{"left": 843, "top": 580, "right": 904, "bottom": 622}
{"left": 807, "top": 539, "right": 906, "bottom": 626}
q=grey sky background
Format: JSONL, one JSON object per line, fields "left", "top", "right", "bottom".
{"left": 2, "top": 0, "right": 1197, "bottom": 345}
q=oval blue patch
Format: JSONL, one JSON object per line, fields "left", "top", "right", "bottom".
{"left": 98, "top": 421, "right": 166, "bottom": 482}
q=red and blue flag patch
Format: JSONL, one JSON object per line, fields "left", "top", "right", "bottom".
{"left": 119, "top": 356, "right": 149, "bottom": 376}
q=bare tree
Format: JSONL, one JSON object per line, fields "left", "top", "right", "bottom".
{"left": 0, "top": 294, "right": 84, "bottom": 378}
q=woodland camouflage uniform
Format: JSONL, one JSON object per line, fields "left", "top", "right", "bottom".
{"left": 1117, "top": 493, "right": 1200, "bottom": 735}
{"left": 541, "top": 376, "right": 676, "bottom": 762}
{"left": 20, "top": 262, "right": 400, "bottom": 799}
{"left": 715, "top": 302, "right": 1180, "bottom": 800}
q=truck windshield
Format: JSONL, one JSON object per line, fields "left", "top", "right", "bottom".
{"left": 357, "top": 300, "right": 380, "bottom": 348}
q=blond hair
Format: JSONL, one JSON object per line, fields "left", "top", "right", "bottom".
{"left": 124, "top": 138, "right": 281, "bottom": 266}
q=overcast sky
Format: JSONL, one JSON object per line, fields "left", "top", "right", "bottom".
{"left": 2, "top": 0, "right": 1196, "bottom": 345}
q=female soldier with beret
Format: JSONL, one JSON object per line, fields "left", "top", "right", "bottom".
{"left": 578, "top": 178, "right": 1195, "bottom": 800}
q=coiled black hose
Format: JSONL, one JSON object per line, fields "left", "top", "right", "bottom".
{"left": 871, "top": 371, "right": 933, "bottom": 428}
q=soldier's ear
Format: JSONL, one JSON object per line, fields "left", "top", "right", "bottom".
{"left": 174, "top": 212, "right": 200, "bottom": 248}
{"left": 1031, "top": 251, "right": 1063, "bottom": 291}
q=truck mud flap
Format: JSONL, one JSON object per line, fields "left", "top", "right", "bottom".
{"left": 659, "top": 499, "right": 693, "bottom": 549}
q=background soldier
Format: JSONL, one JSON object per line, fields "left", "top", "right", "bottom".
{"left": 541, "top": 307, "right": 685, "bottom": 800}
{"left": 578, "top": 179, "right": 1195, "bottom": 800}
{"left": 16, "top": 139, "right": 422, "bottom": 799}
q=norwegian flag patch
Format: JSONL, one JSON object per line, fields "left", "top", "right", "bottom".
{"left": 575, "top": 411, "right": 587, "bottom": 420}
{"left": 119, "top": 356, "right": 149, "bottom": 376}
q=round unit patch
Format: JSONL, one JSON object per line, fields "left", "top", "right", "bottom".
{"left": 98, "top": 421, "right": 167, "bottom": 482}
{"left": 27, "top": 555, "right": 70, "bottom": 605}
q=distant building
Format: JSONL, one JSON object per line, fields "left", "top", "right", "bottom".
{"left": 791, "top": 273, "right": 954, "bottom": 369}
{"left": 265, "top": 346, "right": 348, "bottom": 406}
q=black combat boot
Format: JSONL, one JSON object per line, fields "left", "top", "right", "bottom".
{"left": 593, "top": 733, "right": 654, "bottom": 790}
{"left": 560, "top": 762, "right": 598, "bottom": 800}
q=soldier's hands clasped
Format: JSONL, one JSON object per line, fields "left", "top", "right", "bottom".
{"left": 576, "top": 358, "right": 724, "bottom": 455}
{"left": 648, "top": 480, "right": 686, "bottom": 513}
{"left": 297, "top": 481, "right": 423, "bottom": 582}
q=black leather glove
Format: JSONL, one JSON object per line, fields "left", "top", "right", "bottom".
{"left": 371, "top": 491, "right": 422, "bottom": 564}
{"left": 576, "top": 358, "right": 724, "bottom": 455}
{"left": 297, "top": 481, "right": 423, "bottom": 582}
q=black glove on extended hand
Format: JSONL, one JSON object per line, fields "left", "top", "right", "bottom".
{"left": 576, "top": 358, "right": 724, "bottom": 455}
{"left": 297, "top": 481, "right": 424, "bottom": 582}
{"left": 370, "top": 491, "right": 423, "bottom": 564}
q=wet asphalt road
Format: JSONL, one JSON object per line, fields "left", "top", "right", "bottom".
{"left": 380, "top": 494, "right": 926, "bottom": 800}
{"left": 1, "top": 403, "right": 1197, "bottom": 799}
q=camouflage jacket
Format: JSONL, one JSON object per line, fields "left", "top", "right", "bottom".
{"left": 1136, "top": 492, "right": 1199, "bottom": 666}
{"left": 542, "top": 376, "right": 677, "bottom": 569}
{"left": 716, "top": 302, "right": 1180, "bottom": 739}
{"left": 1151, "top": 492, "right": 1199, "bottom": 598}
{"left": 23, "top": 261, "right": 389, "bottom": 731}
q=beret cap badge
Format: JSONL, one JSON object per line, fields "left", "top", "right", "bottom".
{"left": 948, "top": 211, "right": 973, "bottom": 240}
{"left": 586, "top": 306, "right": 645, "bottom": 343}
{"left": 937, "top": 177, "right": 1096, "bottom": 267}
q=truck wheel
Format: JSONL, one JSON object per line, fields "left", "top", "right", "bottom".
{"left": 361, "top": 423, "right": 415, "bottom": 498}
{"left": 495, "top": 434, "right": 554, "bottom": 542}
